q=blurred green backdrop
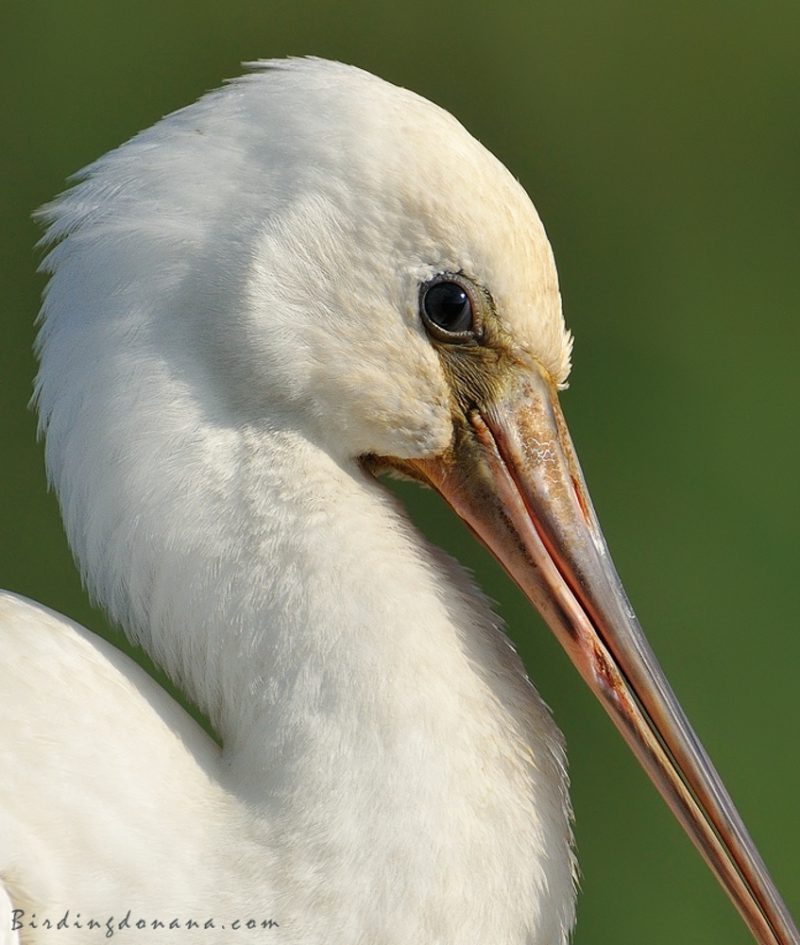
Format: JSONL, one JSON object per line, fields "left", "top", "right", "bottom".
{"left": 1, "top": 2, "right": 798, "bottom": 943}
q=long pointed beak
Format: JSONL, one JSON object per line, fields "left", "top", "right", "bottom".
{"left": 407, "top": 360, "right": 798, "bottom": 945}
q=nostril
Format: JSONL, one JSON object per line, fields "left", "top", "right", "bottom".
{"left": 571, "top": 475, "right": 591, "bottom": 526}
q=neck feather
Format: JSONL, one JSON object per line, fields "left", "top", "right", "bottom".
{"left": 44, "top": 386, "right": 577, "bottom": 940}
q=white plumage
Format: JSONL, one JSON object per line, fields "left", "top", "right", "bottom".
{"left": 1, "top": 60, "right": 575, "bottom": 944}
{"left": 2, "top": 58, "right": 796, "bottom": 945}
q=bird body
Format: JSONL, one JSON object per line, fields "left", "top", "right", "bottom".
{"left": 1, "top": 58, "right": 796, "bottom": 945}
{"left": 0, "top": 64, "right": 576, "bottom": 935}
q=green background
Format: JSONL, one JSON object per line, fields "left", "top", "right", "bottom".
{"left": 1, "top": 2, "right": 798, "bottom": 942}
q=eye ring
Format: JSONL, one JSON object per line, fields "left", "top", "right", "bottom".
{"left": 419, "top": 274, "right": 481, "bottom": 343}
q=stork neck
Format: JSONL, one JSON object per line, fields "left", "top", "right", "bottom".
{"left": 70, "top": 416, "right": 575, "bottom": 942}
{"left": 164, "top": 425, "right": 575, "bottom": 943}
{"left": 137, "top": 422, "right": 522, "bottom": 758}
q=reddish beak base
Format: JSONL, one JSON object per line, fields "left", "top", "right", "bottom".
{"left": 405, "top": 361, "right": 799, "bottom": 945}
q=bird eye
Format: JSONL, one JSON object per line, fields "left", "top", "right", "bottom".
{"left": 420, "top": 278, "right": 476, "bottom": 340}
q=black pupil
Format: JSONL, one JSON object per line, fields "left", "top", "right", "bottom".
{"left": 423, "top": 281, "right": 472, "bottom": 333}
